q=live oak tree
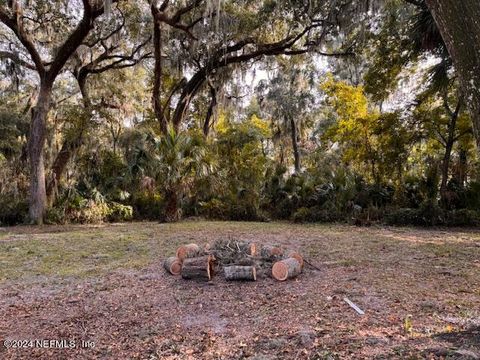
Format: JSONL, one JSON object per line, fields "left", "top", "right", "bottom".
{"left": 423, "top": 0, "right": 480, "bottom": 152}
{"left": 46, "top": 3, "right": 151, "bottom": 204}
{"left": 149, "top": 0, "right": 360, "bottom": 137}
{"left": 257, "top": 60, "right": 317, "bottom": 173}
{"left": 0, "top": 0, "right": 119, "bottom": 224}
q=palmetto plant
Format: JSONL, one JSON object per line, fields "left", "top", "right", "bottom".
{"left": 155, "top": 127, "right": 213, "bottom": 221}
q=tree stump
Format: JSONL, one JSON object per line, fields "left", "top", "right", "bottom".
{"left": 176, "top": 243, "right": 201, "bottom": 261}
{"left": 163, "top": 256, "right": 182, "bottom": 275}
{"left": 284, "top": 250, "right": 304, "bottom": 269}
{"left": 224, "top": 265, "right": 257, "bottom": 281}
{"left": 181, "top": 255, "right": 215, "bottom": 281}
{"left": 272, "top": 258, "right": 301, "bottom": 281}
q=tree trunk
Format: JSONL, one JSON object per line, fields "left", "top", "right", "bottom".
{"left": 203, "top": 84, "right": 217, "bottom": 136}
{"left": 425, "top": 0, "right": 480, "bottom": 151}
{"left": 28, "top": 83, "right": 52, "bottom": 224}
{"left": 165, "top": 189, "right": 180, "bottom": 222}
{"left": 46, "top": 72, "right": 90, "bottom": 205}
{"left": 289, "top": 115, "right": 301, "bottom": 173}
{"left": 46, "top": 136, "right": 84, "bottom": 204}
{"left": 455, "top": 148, "right": 468, "bottom": 187}
{"left": 152, "top": 7, "right": 168, "bottom": 134}
{"left": 440, "top": 99, "right": 462, "bottom": 205}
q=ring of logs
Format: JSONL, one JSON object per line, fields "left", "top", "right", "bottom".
{"left": 167, "top": 242, "right": 305, "bottom": 282}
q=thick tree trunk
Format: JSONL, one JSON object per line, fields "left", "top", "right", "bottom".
{"left": 425, "top": 0, "right": 480, "bottom": 151}
{"left": 28, "top": 83, "right": 52, "bottom": 224}
{"left": 165, "top": 189, "right": 180, "bottom": 222}
{"left": 289, "top": 116, "right": 301, "bottom": 173}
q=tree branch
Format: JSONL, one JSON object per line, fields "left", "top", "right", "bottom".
{"left": 0, "top": 50, "right": 35, "bottom": 69}
{"left": 0, "top": 5, "right": 45, "bottom": 75}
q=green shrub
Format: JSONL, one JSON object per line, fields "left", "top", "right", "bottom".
{"left": 293, "top": 206, "right": 342, "bottom": 223}
{"left": 415, "top": 200, "right": 444, "bottom": 226}
{"left": 0, "top": 195, "right": 28, "bottom": 225}
{"left": 65, "top": 199, "right": 111, "bottom": 224}
{"left": 45, "top": 206, "right": 67, "bottom": 225}
{"left": 385, "top": 208, "right": 420, "bottom": 226}
{"left": 445, "top": 209, "right": 480, "bottom": 226}
{"left": 108, "top": 202, "right": 133, "bottom": 222}
{"left": 199, "top": 199, "right": 229, "bottom": 220}
{"left": 293, "top": 207, "right": 311, "bottom": 223}
{"left": 130, "top": 192, "right": 164, "bottom": 220}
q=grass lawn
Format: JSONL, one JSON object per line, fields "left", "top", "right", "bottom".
{"left": 0, "top": 221, "right": 479, "bottom": 359}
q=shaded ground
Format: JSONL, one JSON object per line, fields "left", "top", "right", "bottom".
{"left": 0, "top": 221, "right": 479, "bottom": 359}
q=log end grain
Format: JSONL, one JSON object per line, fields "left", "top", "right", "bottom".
{"left": 164, "top": 256, "right": 182, "bottom": 275}
{"left": 272, "top": 258, "right": 301, "bottom": 281}
{"left": 176, "top": 243, "right": 201, "bottom": 261}
{"left": 284, "top": 250, "right": 304, "bottom": 269}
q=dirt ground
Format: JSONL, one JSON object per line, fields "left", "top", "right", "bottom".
{"left": 0, "top": 221, "right": 479, "bottom": 359}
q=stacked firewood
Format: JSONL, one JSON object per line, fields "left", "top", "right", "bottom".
{"left": 163, "top": 239, "right": 304, "bottom": 281}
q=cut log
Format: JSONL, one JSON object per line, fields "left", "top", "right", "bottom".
{"left": 239, "top": 242, "right": 257, "bottom": 256}
{"left": 163, "top": 256, "right": 182, "bottom": 275}
{"left": 176, "top": 243, "right": 201, "bottom": 261}
{"left": 260, "top": 245, "right": 284, "bottom": 259}
{"left": 272, "top": 258, "right": 301, "bottom": 281}
{"left": 181, "top": 255, "right": 215, "bottom": 281}
{"left": 224, "top": 266, "right": 257, "bottom": 281}
{"left": 284, "top": 250, "right": 304, "bottom": 269}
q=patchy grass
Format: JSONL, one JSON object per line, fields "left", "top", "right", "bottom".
{"left": 0, "top": 222, "right": 479, "bottom": 359}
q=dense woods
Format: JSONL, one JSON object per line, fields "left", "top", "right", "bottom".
{"left": 1, "top": 0, "right": 480, "bottom": 226}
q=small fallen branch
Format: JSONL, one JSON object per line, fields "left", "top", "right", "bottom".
{"left": 343, "top": 297, "right": 365, "bottom": 315}
{"left": 304, "top": 258, "right": 321, "bottom": 271}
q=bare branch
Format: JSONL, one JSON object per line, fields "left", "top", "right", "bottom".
{"left": 0, "top": 50, "right": 35, "bottom": 69}
{"left": 0, "top": 6, "right": 45, "bottom": 74}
